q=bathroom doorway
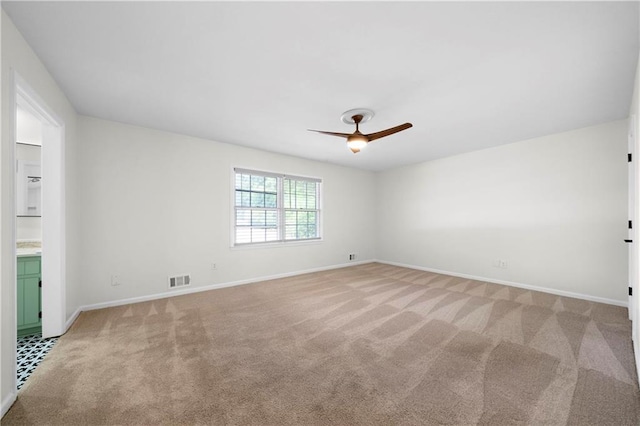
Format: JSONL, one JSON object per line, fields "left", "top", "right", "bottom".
{"left": 12, "top": 73, "right": 66, "bottom": 392}
{"left": 16, "top": 102, "right": 43, "bottom": 337}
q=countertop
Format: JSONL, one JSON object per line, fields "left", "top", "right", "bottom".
{"left": 17, "top": 242, "right": 42, "bottom": 257}
{"left": 17, "top": 248, "right": 41, "bottom": 257}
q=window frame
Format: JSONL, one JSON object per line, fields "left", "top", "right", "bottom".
{"left": 230, "top": 167, "right": 323, "bottom": 248}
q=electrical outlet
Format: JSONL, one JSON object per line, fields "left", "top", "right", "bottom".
{"left": 212, "top": 263, "right": 217, "bottom": 271}
{"left": 111, "top": 275, "right": 121, "bottom": 286}
{"left": 493, "top": 259, "right": 508, "bottom": 269}
{"left": 349, "top": 253, "right": 357, "bottom": 261}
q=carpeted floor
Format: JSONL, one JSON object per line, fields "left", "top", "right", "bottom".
{"left": 4, "top": 263, "right": 639, "bottom": 425}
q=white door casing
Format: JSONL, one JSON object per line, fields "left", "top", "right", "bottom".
{"left": 14, "top": 74, "right": 66, "bottom": 333}
{"left": 629, "top": 116, "right": 636, "bottom": 329}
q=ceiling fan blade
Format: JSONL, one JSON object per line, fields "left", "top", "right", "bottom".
{"left": 365, "top": 123, "right": 413, "bottom": 141}
{"left": 308, "top": 129, "right": 351, "bottom": 138}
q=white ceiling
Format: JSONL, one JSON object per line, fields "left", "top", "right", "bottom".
{"left": 3, "top": 1, "right": 638, "bottom": 171}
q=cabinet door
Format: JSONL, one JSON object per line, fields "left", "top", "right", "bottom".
{"left": 23, "top": 258, "right": 40, "bottom": 275}
{"left": 22, "top": 276, "right": 40, "bottom": 327}
{"left": 17, "top": 277, "right": 25, "bottom": 327}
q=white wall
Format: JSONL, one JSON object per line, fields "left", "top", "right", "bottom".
{"left": 1, "top": 10, "right": 80, "bottom": 414}
{"left": 77, "top": 116, "right": 376, "bottom": 306}
{"left": 16, "top": 104, "right": 42, "bottom": 145}
{"left": 16, "top": 217, "right": 40, "bottom": 241}
{"left": 377, "top": 120, "right": 629, "bottom": 303}
{"left": 0, "top": 5, "right": 634, "bottom": 418}
{"left": 16, "top": 139, "right": 39, "bottom": 160}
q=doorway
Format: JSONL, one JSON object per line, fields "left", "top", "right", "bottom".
{"left": 12, "top": 73, "right": 66, "bottom": 392}
{"left": 16, "top": 102, "right": 43, "bottom": 337}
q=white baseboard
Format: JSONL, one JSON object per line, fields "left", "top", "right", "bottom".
{"left": 635, "top": 340, "right": 640, "bottom": 389}
{"left": 61, "top": 257, "right": 628, "bottom": 331}
{"left": 375, "top": 259, "right": 628, "bottom": 308}
{"left": 65, "top": 307, "right": 82, "bottom": 332}
{"left": 79, "top": 259, "right": 372, "bottom": 312}
{"left": 1, "top": 391, "right": 16, "bottom": 418}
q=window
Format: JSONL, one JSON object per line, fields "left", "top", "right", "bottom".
{"left": 233, "top": 168, "right": 321, "bottom": 246}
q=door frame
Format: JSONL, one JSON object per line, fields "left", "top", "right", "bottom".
{"left": 629, "top": 116, "right": 636, "bottom": 328}
{"left": 630, "top": 114, "right": 640, "bottom": 382}
{"left": 10, "top": 71, "right": 66, "bottom": 391}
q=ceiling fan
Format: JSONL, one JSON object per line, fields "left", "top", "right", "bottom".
{"left": 309, "top": 108, "right": 412, "bottom": 153}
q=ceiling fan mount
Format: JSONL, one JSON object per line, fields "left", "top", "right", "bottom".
{"left": 309, "top": 108, "right": 412, "bottom": 154}
{"left": 340, "top": 108, "right": 374, "bottom": 125}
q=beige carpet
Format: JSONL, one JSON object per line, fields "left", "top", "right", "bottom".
{"left": 4, "top": 263, "right": 639, "bottom": 425}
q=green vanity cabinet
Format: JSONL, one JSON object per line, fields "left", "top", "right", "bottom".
{"left": 17, "top": 255, "right": 41, "bottom": 336}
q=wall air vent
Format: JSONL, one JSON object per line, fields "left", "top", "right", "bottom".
{"left": 168, "top": 274, "right": 191, "bottom": 289}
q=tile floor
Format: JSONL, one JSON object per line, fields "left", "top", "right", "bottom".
{"left": 17, "top": 333, "right": 58, "bottom": 390}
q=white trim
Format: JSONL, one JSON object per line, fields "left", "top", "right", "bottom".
{"left": 375, "top": 260, "right": 628, "bottom": 307}
{"left": 6, "top": 72, "right": 67, "bottom": 405}
{"left": 78, "top": 260, "right": 371, "bottom": 312}
{"left": 68, "top": 258, "right": 628, "bottom": 317}
{"left": 1, "top": 391, "right": 17, "bottom": 418}
{"left": 635, "top": 340, "right": 640, "bottom": 390}
{"left": 230, "top": 166, "right": 323, "bottom": 247}
{"left": 15, "top": 74, "right": 64, "bottom": 126}
{"left": 14, "top": 73, "right": 67, "bottom": 339}
{"left": 233, "top": 166, "right": 323, "bottom": 183}
{"left": 8, "top": 69, "right": 19, "bottom": 410}
{"left": 629, "top": 115, "right": 637, "bottom": 323}
{"left": 230, "top": 238, "right": 323, "bottom": 251}
{"left": 65, "top": 307, "right": 82, "bottom": 332}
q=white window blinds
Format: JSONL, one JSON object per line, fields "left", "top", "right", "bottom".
{"left": 233, "top": 168, "right": 321, "bottom": 245}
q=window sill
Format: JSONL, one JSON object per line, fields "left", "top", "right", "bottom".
{"left": 231, "top": 238, "right": 323, "bottom": 250}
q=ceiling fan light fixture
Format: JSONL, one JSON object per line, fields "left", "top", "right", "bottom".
{"left": 308, "top": 108, "right": 412, "bottom": 154}
{"left": 346, "top": 134, "right": 368, "bottom": 153}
